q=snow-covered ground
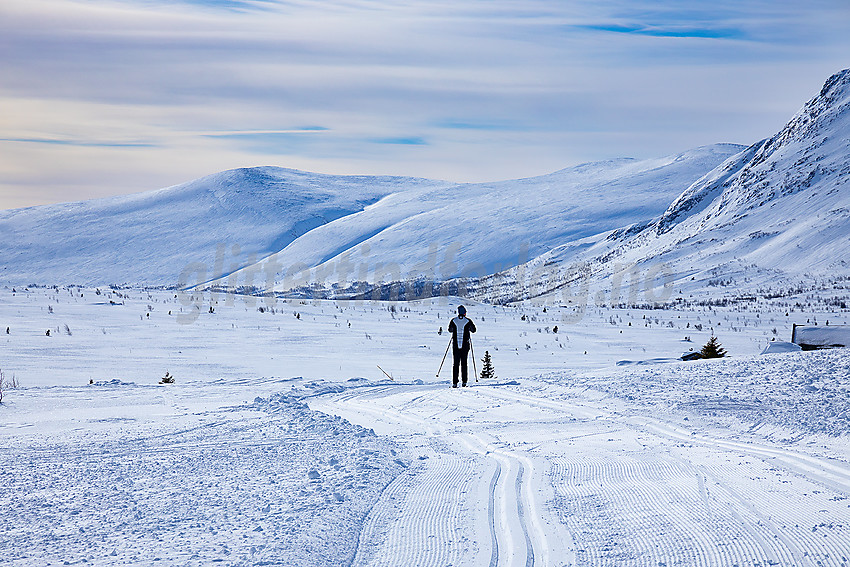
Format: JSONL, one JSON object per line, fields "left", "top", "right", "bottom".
{"left": 2, "top": 286, "right": 849, "bottom": 566}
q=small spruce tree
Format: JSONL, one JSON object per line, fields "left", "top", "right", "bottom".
{"left": 479, "top": 351, "right": 496, "bottom": 380}
{"left": 700, "top": 336, "right": 727, "bottom": 359}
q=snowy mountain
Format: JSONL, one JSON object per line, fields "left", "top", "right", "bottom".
{"left": 476, "top": 69, "right": 850, "bottom": 303}
{"left": 0, "top": 170, "right": 450, "bottom": 287}
{"left": 0, "top": 146, "right": 739, "bottom": 289}
{"left": 2, "top": 70, "right": 847, "bottom": 298}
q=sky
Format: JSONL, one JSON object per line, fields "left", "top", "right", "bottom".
{"left": 1, "top": 0, "right": 849, "bottom": 209}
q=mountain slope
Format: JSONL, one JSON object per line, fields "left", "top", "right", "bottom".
{"left": 0, "top": 169, "right": 448, "bottom": 286}
{"left": 245, "top": 145, "right": 743, "bottom": 292}
{"left": 0, "top": 146, "right": 740, "bottom": 288}
{"left": 484, "top": 69, "right": 850, "bottom": 303}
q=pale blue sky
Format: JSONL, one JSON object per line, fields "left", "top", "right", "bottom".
{"left": 1, "top": 0, "right": 848, "bottom": 208}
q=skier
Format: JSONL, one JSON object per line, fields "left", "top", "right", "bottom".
{"left": 448, "top": 305, "right": 476, "bottom": 388}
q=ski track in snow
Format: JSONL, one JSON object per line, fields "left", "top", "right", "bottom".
{"left": 312, "top": 381, "right": 850, "bottom": 567}
{"left": 314, "top": 384, "right": 571, "bottom": 567}
{"left": 352, "top": 453, "right": 478, "bottom": 567}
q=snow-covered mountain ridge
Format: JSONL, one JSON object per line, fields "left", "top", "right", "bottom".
{"left": 473, "top": 69, "right": 850, "bottom": 303}
{"left": 661, "top": 68, "right": 850, "bottom": 234}
{"left": 0, "top": 170, "right": 450, "bottom": 286}
{"left": 1, "top": 70, "right": 847, "bottom": 299}
{"left": 0, "top": 143, "right": 739, "bottom": 288}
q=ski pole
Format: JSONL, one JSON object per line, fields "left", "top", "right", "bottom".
{"left": 470, "top": 339, "right": 478, "bottom": 382}
{"left": 436, "top": 339, "right": 451, "bottom": 377}
{"left": 377, "top": 365, "right": 394, "bottom": 381}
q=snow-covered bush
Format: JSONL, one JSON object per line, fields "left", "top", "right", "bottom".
{"left": 0, "top": 369, "right": 19, "bottom": 403}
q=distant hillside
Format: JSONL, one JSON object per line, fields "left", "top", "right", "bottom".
{"left": 476, "top": 69, "right": 850, "bottom": 304}
{"left": 6, "top": 70, "right": 845, "bottom": 299}
{"left": 0, "top": 146, "right": 738, "bottom": 289}
{"left": 0, "top": 170, "right": 447, "bottom": 287}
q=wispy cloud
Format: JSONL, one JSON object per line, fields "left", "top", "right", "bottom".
{"left": 1, "top": 137, "right": 158, "bottom": 148}
{"left": 370, "top": 137, "right": 428, "bottom": 146}
{"left": 576, "top": 23, "right": 745, "bottom": 40}
{"left": 174, "top": 0, "right": 275, "bottom": 9}
{"left": 1, "top": 0, "right": 849, "bottom": 207}
{"left": 116, "top": 0, "right": 280, "bottom": 12}
{"left": 204, "top": 129, "right": 330, "bottom": 154}
{"left": 435, "top": 120, "right": 527, "bottom": 132}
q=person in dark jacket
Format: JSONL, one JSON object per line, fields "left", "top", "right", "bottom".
{"left": 448, "top": 305, "right": 476, "bottom": 388}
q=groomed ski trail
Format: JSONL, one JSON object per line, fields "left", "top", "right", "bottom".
{"left": 311, "top": 380, "right": 850, "bottom": 567}
{"left": 313, "top": 383, "right": 572, "bottom": 567}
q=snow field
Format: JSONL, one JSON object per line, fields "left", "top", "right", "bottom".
{"left": 2, "top": 285, "right": 849, "bottom": 566}
{"left": 314, "top": 376, "right": 850, "bottom": 566}
{"left": 352, "top": 453, "right": 481, "bottom": 567}
{"left": 317, "top": 385, "right": 494, "bottom": 566}
{"left": 560, "top": 349, "right": 850, "bottom": 436}
{"left": 550, "top": 421, "right": 850, "bottom": 567}
{"left": 532, "top": 383, "right": 850, "bottom": 566}
{"left": 0, "top": 382, "right": 405, "bottom": 566}
{"left": 4, "top": 285, "right": 846, "bottom": 389}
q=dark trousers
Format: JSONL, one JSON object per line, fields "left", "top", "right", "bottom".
{"left": 452, "top": 344, "right": 470, "bottom": 385}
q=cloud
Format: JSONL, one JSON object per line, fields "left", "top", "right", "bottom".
{"left": 435, "top": 120, "right": 528, "bottom": 132}
{"left": 0, "top": 137, "right": 157, "bottom": 148}
{"left": 369, "top": 137, "right": 428, "bottom": 146}
{"left": 204, "top": 129, "right": 330, "bottom": 154}
{"left": 1, "top": 0, "right": 850, "bottom": 207}
{"left": 575, "top": 23, "right": 745, "bottom": 40}
{"left": 169, "top": 0, "right": 277, "bottom": 10}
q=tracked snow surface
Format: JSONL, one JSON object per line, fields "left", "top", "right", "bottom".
{"left": 2, "top": 285, "right": 850, "bottom": 566}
